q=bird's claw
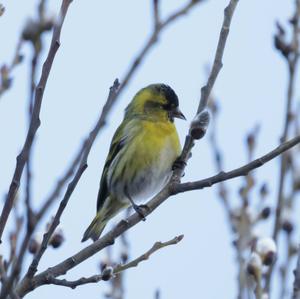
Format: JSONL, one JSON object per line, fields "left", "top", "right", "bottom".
{"left": 132, "top": 204, "right": 149, "bottom": 221}
{"left": 172, "top": 158, "right": 186, "bottom": 173}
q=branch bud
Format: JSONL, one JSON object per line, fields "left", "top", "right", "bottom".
{"left": 260, "top": 207, "right": 271, "bottom": 220}
{"left": 28, "top": 232, "right": 42, "bottom": 254}
{"left": 50, "top": 227, "right": 65, "bottom": 248}
{"left": 101, "top": 266, "right": 114, "bottom": 281}
{"left": 247, "top": 252, "right": 262, "bottom": 278}
{"left": 255, "top": 237, "right": 277, "bottom": 266}
{"left": 189, "top": 110, "right": 210, "bottom": 140}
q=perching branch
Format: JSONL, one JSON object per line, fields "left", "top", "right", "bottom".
{"left": 15, "top": 134, "right": 300, "bottom": 297}
{"left": 174, "top": 135, "right": 300, "bottom": 194}
{"left": 0, "top": 0, "right": 73, "bottom": 244}
{"left": 33, "top": 235, "right": 183, "bottom": 290}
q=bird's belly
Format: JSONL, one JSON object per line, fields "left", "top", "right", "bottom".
{"left": 129, "top": 166, "right": 171, "bottom": 202}
{"left": 111, "top": 141, "right": 177, "bottom": 204}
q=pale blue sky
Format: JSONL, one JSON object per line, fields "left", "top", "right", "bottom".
{"left": 0, "top": 1, "right": 297, "bottom": 298}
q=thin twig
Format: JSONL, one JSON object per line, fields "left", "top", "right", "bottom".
{"left": 0, "top": 0, "right": 73, "bottom": 244}
{"left": 197, "top": 0, "right": 239, "bottom": 114}
{"left": 38, "top": 235, "right": 183, "bottom": 290}
{"left": 15, "top": 134, "right": 300, "bottom": 297}
{"left": 266, "top": 0, "right": 300, "bottom": 291}
{"left": 273, "top": 0, "right": 300, "bottom": 244}
{"left": 114, "top": 235, "right": 184, "bottom": 273}
{"left": 175, "top": 135, "right": 300, "bottom": 193}
{"left": 292, "top": 245, "right": 300, "bottom": 299}
{"left": 152, "top": 0, "right": 160, "bottom": 30}
{"left": 25, "top": 46, "right": 40, "bottom": 234}
{"left": 45, "top": 275, "right": 103, "bottom": 289}
{"left": 172, "top": 0, "right": 240, "bottom": 184}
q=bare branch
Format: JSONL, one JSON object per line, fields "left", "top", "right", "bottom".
{"left": 292, "top": 245, "right": 300, "bottom": 299}
{"left": 114, "top": 235, "right": 184, "bottom": 273}
{"left": 152, "top": 0, "right": 160, "bottom": 30}
{"left": 265, "top": 0, "right": 300, "bottom": 291}
{"left": 33, "top": 235, "right": 183, "bottom": 290}
{"left": 197, "top": 0, "right": 239, "bottom": 114}
{"left": 15, "top": 134, "right": 300, "bottom": 297}
{"left": 172, "top": 0, "right": 240, "bottom": 185}
{"left": 45, "top": 274, "right": 103, "bottom": 289}
{"left": 0, "top": 0, "right": 73, "bottom": 244}
{"left": 174, "top": 136, "right": 300, "bottom": 194}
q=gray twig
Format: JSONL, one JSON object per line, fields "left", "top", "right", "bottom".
{"left": 292, "top": 245, "right": 300, "bottom": 299}
{"left": 34, "top": 235, "right": 183, "bottom": 290}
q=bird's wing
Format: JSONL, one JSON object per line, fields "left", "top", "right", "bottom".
{"left": 96, "top": 122, "right": 128, "bottom": 211}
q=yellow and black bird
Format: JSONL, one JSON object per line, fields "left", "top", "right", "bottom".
{"left": 82, "top": 84, "right": 185, "bottom": 242}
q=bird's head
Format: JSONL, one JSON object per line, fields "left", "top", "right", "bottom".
{"left": 125, "top": 84, "right": 186, "bottom": 122}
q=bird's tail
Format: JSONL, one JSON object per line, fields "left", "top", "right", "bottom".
{"left": 81, "top": 213, "right": 107, "bottom": 242}
{"left": 81, "top": 198, "right": 128, "bottom": 242}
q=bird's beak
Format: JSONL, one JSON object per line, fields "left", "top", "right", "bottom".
{"left": 171, "top": 107, "right": 186, "bottom": 120}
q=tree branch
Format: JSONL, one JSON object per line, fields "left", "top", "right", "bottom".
{"left": 265, "top": 0, "right": 300, "bottom": 291}
{"left": 38, "top": 235, "right": 183, "bottom": 290}
{"left": 197, "top": 0, "right": 239, "bottom": 114}
{"left": 292, "top": 245, "right": 300, "bottom": 299}
{"left": 174, "top": 135, "right": 300, "bottom": 194}
{"left": 172, "top": 0, "right": 240, "bottom": 183}
{"left": 0, "top": 0, "right": 73, "bottom": 244}
{"left": 15, "top": 134, "right": 300, "bottom": 297}
{"left": 114, "top": 235, "right": 184, "bottom": 273}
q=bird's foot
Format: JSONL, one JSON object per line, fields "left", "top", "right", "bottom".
{"left": 172, "top": 158, "right": 186, "bottom": 175}
{"left": 132, "top": 204, "right": 149, "bottom": 221}
{"left": 172, "top": 158, "right": 186, "bottom": 170}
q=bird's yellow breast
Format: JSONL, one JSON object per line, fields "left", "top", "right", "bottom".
{"left": 141, "top": 120, "right": 180, "bottom": 153}
{"left": 132, "top": 120, "right": 181, "bottom": 170}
